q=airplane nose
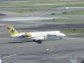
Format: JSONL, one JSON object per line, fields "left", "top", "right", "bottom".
{"left": 61, "top": 33, "right": 66, "bottom": 37}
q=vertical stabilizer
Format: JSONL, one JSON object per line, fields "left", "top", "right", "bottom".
{"left": 7, "top": 25, "right": 19, "bottom": 36}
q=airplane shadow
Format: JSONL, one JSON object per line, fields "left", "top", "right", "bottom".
{"left": 8, "top": 41, "right": 29, "bottom": 43}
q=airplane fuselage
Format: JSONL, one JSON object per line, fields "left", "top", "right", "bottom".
{"left": 6, "top": 25, "right": 66, "bottom": 44}
{"left": 12, "top": 31, "right": 66, "bottom": 43}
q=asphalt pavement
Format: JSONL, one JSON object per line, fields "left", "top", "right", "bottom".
{"left": 0, "top": 24, "right": 84, "bottom": 63}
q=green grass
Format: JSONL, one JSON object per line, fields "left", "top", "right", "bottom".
{"left": 0, "top": 1, "right": 84, "bottom": 13}
{"left": 43, "top": 19, "right": 84, "bottom": 24}
{"left": 63, "top": 29, "right": 84, "bottom": 35}
{"left": 10, "top": 9, "right": 32, "bottom": 13}
{"left": 52, "top": 10, "right": 84, "bottom": 15}
{"left": 0, "top": 1, "right": 84, "bottom": 7}
{"left": 66, "top": 10, "right": 84, "bottom": 15}
{"left": 6, "top": 8, "right": 84, "bottom": 14}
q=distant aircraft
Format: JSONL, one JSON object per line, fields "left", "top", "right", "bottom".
{"left": 6, "top": 25, "right": 66, "bottom": 44}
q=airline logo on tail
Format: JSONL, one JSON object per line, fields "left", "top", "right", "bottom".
{"left": 7, "top": 25, "right": 19, "bottom": 36}
{"left": 6, "top": 25, "right": 32, "bottom": 38}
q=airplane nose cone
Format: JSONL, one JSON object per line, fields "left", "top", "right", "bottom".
{"left": 62, "top": 33, "right": 66, "bottom": 37}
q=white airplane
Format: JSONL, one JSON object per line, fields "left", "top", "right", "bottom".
{"left": 6, "top": 25, "right": 66, "bottom": 44}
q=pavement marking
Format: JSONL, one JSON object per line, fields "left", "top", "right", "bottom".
{"left": 3, "top": 54, "right": 17, "bottom": 59}
{"left": 46, "top": 49, "right": 50, "bottom": 51}
{"left": 0, "top": 58, "right": 1, "bottom": 63}
{"left": 41, "top": 55, "right": 70, "bottom": 60}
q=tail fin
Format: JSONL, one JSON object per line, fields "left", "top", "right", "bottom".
{"left": 7, "top": 25, "right": 19, "bottom": 36}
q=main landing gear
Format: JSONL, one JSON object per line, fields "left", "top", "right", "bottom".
{"left": 60, "top": 37, "right": 62, "bottom": 40}
{"left": 33, "top": 40, "right": 42, "bottom": 44}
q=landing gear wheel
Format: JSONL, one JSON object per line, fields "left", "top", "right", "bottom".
{"left": 33, "top": 40, "right": 42, "bottom": 44}
{"left": 60, "top": 37, "right": 62, "bottom": 40}
{"left": 36, "top": 40, "right": 42, "bottom": 44}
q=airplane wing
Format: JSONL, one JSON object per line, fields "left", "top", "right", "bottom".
{"left": 15, "top": 32, "right": 46, "bottom": 44}
{"left": 18, "top": 33, "right": 32, "bottom": 38}
{"left": 32, "top": 36, "right": 45, "bottom": 40}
